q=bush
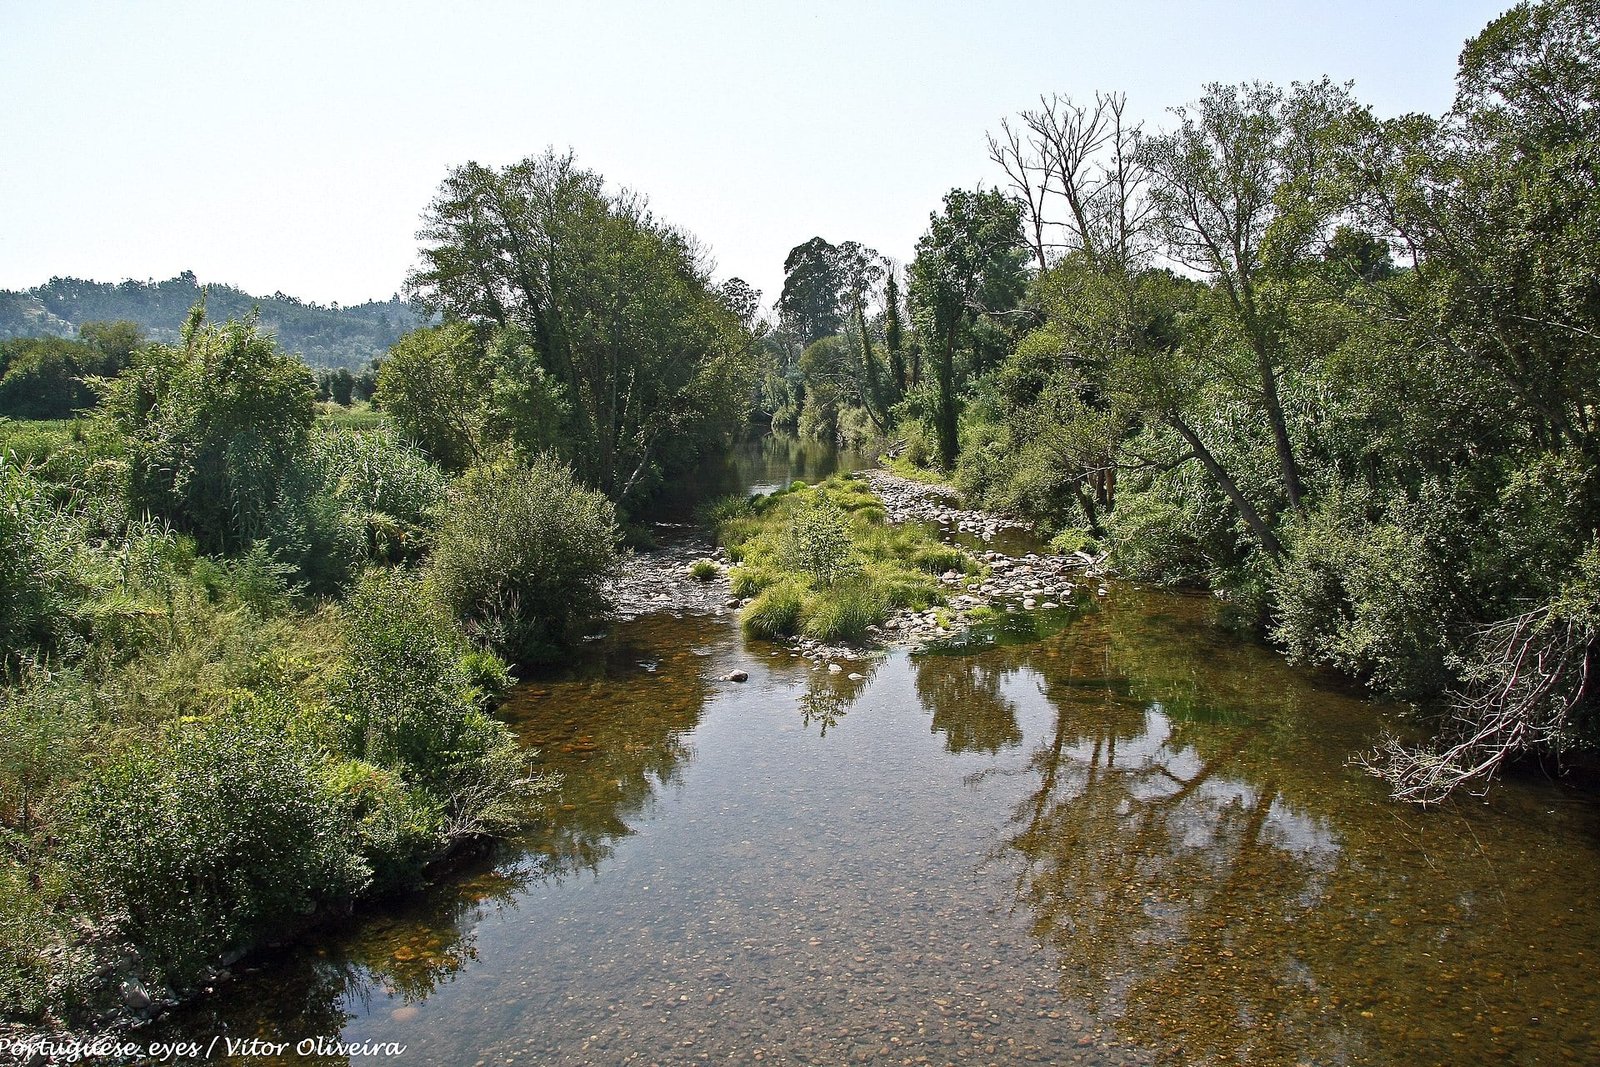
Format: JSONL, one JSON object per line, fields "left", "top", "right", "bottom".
{"left": 0, "top": 458, "right": 72, "bottom": 655}
{"left": 779, "top": 495, "right": 860, "bottom": 586}
{"left": 1270, "top": 489, "right": 1455, "bottom": 698}
{"left": 93, "top": 308, "right": 317, "bottom": 553}
{"left": 66, "top": 693, "right": 363, "bottom": 984}
{"left": 335, "top": 569, "right": 480, "bottom": 782}
{"left": 429, "top": 457, "right": 619, "bottom": 664}
{"left": 689, "top": 559, "right": 720, "bottom": 581}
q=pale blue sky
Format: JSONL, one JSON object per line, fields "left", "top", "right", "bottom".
{"left": 1, "top": 0, "right": 1512, "bottom": 311}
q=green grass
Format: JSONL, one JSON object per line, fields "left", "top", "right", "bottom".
{"left": 0, "top": 417, "right": 85, "bottom": 463}
{"left": 884, "top": 455, "right": 955, "bottom": 488}
{"left": 717, "top": 473, "right": 977, "bottom": 643}
{"left": 317, "top": 400, "right": 387, "bottom": 431}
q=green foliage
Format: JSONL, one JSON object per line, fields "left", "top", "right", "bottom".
{"left": 689, "top": 559, "right": 720, "bottom": 581}
{"left": 719, "top": 476, "right": 960, "bottom": 642}
{"left": 779, "top": 495, "right": 859, "bottom": 586}
{"left": 375, "top": 323, "right": 490, "bottom": 473}
{"left": 408, "top": 150, "right": 753, "bottom": 504}
{"left": 1049, "top": 528, "right": 1102, "bottom": 557}
{"left": 1269, "top": 490, "right": 1455, "bottom": 697}
{"left": 0, "top": 458, "right": 72, "bottom": 654}
{"left": 94, "top": 307, "right": 316, "bottom": 553}
{"left": 428, "top": 457, "right": 619, "bottom": 664}
{"left": 908, "top": 187, "right": 1029, "bottom": 469}
{"left": 67, "top": 693, "right": 363, "bottom": 983}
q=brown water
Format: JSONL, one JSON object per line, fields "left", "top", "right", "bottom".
{"left": 142, "top": 441, "right": 1600, "bottom": 1067}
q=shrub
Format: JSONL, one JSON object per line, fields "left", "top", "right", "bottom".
{"left": 0, "top": 458, "right": 71, "bottom": 655}
{"left": 93, "top": 308, "right": 317, "bottom": 553}
{"left": 66, "top": 692, "right": 363, "bottom": 984}
{"left": 688, "top": 559, "right": 720, "bottom": 581}
{"left": 1049, "top": 527, "right": 1102, "bottom": 557}
{"left": 335, "top": 569, "right": 479, "bottom": 782}
{"left": 779, "top": 495, "right": 859, "bottom": 586}
{"left": 1270, "top": 490, "right": 1455, "bottom": 698}
{"left": 428, "top": 457, "right": 619, "bottom": 664}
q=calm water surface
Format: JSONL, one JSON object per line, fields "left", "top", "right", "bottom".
{"left": 148, "top": 439, "right": 1600, "bottom": 1067}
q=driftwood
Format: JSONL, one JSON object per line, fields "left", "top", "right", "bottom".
{"left": 1362, "top": 605, "right": 1595, "bottom": 804}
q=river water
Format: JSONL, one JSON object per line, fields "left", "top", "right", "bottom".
{"left": 147, "top": 435, "right": 1600, "bottom": 1066}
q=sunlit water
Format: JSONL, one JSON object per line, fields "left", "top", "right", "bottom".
{"left": 144, "top": 438, "right": 1600, "bottom": 1067}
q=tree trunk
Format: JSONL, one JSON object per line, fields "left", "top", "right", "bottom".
{"left": 1168, "top": 414, "right": 1283, "bottom": 559}
{"left": 935, "top": 327, "right": 959, "bottom": 469}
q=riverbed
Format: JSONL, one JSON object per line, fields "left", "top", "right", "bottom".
{"left": 143, "top": 435, "right": 1600, "bottom": 1066}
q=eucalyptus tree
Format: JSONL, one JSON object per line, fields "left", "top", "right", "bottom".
{"left": 908, "top": 188, "right": 1029, "bottom": 469}
{"left": 777, "top": 237, "right": 844, "bottom": 347}
{"left": 834, "top": 240, "right": 891, "bottom": 428}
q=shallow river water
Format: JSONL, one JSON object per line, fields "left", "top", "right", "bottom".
{"left": 147, "top": 438, "right": 1600, "bottom": 1067}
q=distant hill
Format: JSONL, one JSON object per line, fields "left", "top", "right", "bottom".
{"left": 0, "top": 272, "right": 428, "bottom": 370}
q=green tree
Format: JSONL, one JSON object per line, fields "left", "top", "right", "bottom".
{"left": 93, "top": 305, "right": 316, "bottom": 552}
{"left": 406, "top": 150, "right": 751, "bottom": 503}
{"left": 777, "top": 237, "right": 844, "bottom": 347}
{"left": 908, "top": 188, "right": 1029, "bottom": 468}
{"left": 375, "top": 323, "right": 492, "bottom": 472}
{"left": 1140, "top": 79, "right": 1357, "bottom": 517}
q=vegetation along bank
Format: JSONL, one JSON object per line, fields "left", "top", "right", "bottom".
{"left": 2, "top": 0, "right": 1598, "bottom": 1042}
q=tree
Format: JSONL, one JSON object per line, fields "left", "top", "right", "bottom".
{"left": 93, "top": 304, "right": 316, "bottom": 552}
{"left": 777, "top": 237, "right": 844, "bottom": 347}
{"left": 834, "top": 241, "right": 890, "bottom": 428}
{"left": 375, "top": 323, "right": 492, "bottom": 473}
{"left": 908, "top": 188, "right": 1029, "bottom": 468}
{"left": 1141, "top": 79, "right": 1357, "bottom": 517}
{"left": 406, "top": 150, "right": 750, "bottom": 503}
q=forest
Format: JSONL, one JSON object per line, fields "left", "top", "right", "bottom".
{"left": 0, "top": 274, "right": 422, "bottom": 371}
{"left": 0, "top": 0, "right": 1595, "bottom": 1039}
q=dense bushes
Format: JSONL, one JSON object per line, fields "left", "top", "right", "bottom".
{"left": 68, "top": 696, "right": 362, "bottom": 982}
{"left": 429, "top": 458, "right": 619, "bottom": 664}
{"left": 95, "top": 308, "right": 316, "bottom": 552}
{"left": 0, "top": 304, "right": 624, "bottom": 1026}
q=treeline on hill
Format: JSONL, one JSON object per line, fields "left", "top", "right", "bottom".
{"left": 754, "top": 0, "right": 1600, "bottom": 802}
{"left": 0, "top": 154, "right": 755, "bottom": 1027}
{"left": 0, "top": 272, "right": 424, "bottom": 371}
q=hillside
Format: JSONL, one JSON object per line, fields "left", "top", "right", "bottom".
{"left": 0, "top": 272, "right": 425, "bottom": 369}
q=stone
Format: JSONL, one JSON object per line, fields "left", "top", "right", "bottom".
{"left": 721, "top": 670, "right": 749, "bottom": 682}
{"left": 122, "top": 980, "right": 152, "bottom": 1012}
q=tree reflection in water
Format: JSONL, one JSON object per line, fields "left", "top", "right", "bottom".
{"left": 984, "top": 591, "right": 1600, "bottom": 1064}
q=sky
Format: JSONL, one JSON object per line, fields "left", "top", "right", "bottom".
{"left": 1, "top": 0, "right": 1514, "bottom": 313}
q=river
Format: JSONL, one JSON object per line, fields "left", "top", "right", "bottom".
{"left": 145, "top": 434, "right": 1600, "bottom": 1066}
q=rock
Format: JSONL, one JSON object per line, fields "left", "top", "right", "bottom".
{"left": 1022, "top": 598, "right": 1037, "bottom": 609}
{"left": 122, "top": 980, "right": 152, "bottom": 1012}
{"left": 725, "top": 598, "right": 741, "bottom": 608}
{"left": 721, "top": 670, "right": 749, "bottom": 683}
{"left": 847, "top": 672, "right": 865, "bottom": 681}
{"left": 827, "top": 663, "right": 842, "bottom": 673}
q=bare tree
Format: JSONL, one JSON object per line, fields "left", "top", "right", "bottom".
{"left": 988, "top": 92, "right": 1155, "bottom": 274}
